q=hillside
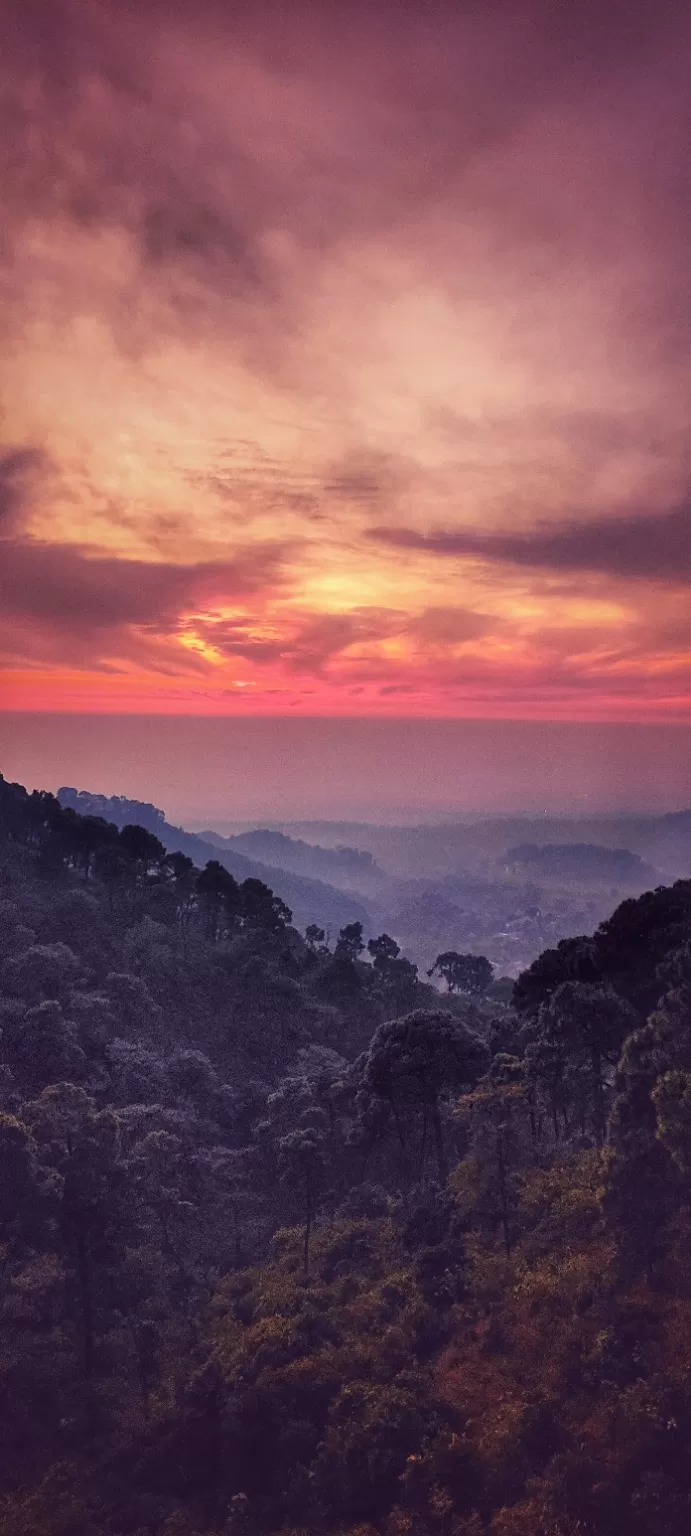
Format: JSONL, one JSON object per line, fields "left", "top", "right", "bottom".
{"left": 1, "top": 774, "right": 691, "bottom": 1535}
{"left": 57, "top": 788, "right": 371, "bottom": 938}
{"left": 188, "top": 812, "right": 687, "bottom": 980}
{"left": 504, "top": 842, "right": 658, "bottom": 885}
{"left": 265, "top": 811, "right": 691, "bottom": 882}
{"left": 200, "top": 826, "right": 386, "bottom": 894}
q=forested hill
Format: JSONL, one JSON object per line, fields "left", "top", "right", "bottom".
{"left": 200, "top": 825, "right": 386, "bottom": 892}
{"left": 2, "top": 772, "right": 691, "bottom": 1536}
{"left": 57, "top": 786, "right": 371, "bottom": 937}
{"left": 505, "top": 841, "right": 658, "bottom": 883}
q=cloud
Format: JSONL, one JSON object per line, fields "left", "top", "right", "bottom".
{"left": 370, "top": 503, "right": 691, "bottom": 583}
{"left": 321, "top": 446, "right": 410, "bottom": 508}
{"left": 2, "top": 0, "right": 691, "bottom": 718}
{"left": 407, "top": 606, "right": 497, "bottom": 645}
{"left": 195, "top": 618, "right": 286, "bottom": 663}
{"left": 4, "top": 0, "right": 686, "bottom": 362}
{"left": 281, "top": 609, "right": 406, "bottom": 675}
{"left": 0, "top": 535, "right": 293, "bottom": 666}
{"left": 0, "top": 448, "right": 49, "bottom": 532}
{"left": 194, "top": 604, "right": 423, "bottom": 677}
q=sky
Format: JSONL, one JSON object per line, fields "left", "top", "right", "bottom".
{"left": 1, "top": 0, "right": 691, "bottom": 812}
{"left": 3, "top": 715, "right": 691, "bottom": 825}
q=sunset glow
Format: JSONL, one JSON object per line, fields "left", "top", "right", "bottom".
{"left": 2, "top": 1, "right": 691, "bottom": 724}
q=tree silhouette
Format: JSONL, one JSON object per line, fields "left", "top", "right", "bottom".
{"left": 278, "top": 1126, "right": 325, "bottom": 1276}
{"left": 428, "top": 951, "right": 494, "bottom": 996}
{"left": 538, "top": 981, "right": 636, "bottom": 1145}
{"left": 335, "top": 922, "right": 365, "bottom": 962}
{"left": 365, "top": 1008, "right": 488, "bottom": 1182}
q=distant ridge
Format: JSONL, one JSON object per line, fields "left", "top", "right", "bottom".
{"left": 504, "top": 842, "right": 659, "bottom": 885}
{"left": 198, "top": 826, "right": 385, "bottom": 892}
{"left": 57, "top": 788, "right": 372, "bottom": 938}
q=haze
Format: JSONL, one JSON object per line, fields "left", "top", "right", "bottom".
{"left": 3, "top": 715, "right": 690, "bottom": 825}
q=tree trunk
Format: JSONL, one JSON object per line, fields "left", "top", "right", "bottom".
{"left": 419, "top": 1109, "right": 428, "bottom": 1177}
{"left": 432, "top": 1097, "right": 448, "bottom": 1184}
{"left": 497, "top": 1133, "right": 511, "bottom": 1257}
{"left": 303, "top": 1174, "right": 314, "bottom": 1277}
{"left": 74, "top": 1225, "right": 94, "bottom": 1381}
{"left": 391, "top": 1100, "right": 412, "bottom": 1186}
{"left": 592, "top": 1047, "right": 606, "bottom": 1147}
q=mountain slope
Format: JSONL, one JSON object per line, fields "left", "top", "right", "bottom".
{"left": 57, "top": 787, "right": 371, "bottom": 936}
{"left": 199, "top": 826, "right": 386, "bottom": 892}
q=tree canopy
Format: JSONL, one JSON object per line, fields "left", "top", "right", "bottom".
{"left": 0, "top": 770, "right": 691, "bottom": 1536}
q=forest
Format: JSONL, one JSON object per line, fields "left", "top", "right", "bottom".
{"left": 1, "top": 773, "right": 691, "bottom": 1535}
{"left": 56, "top": 787, "right": 689, "bottom": 982}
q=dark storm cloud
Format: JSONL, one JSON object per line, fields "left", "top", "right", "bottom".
{"left": 370, "top": 504, "right": 691, "bottom": 584}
